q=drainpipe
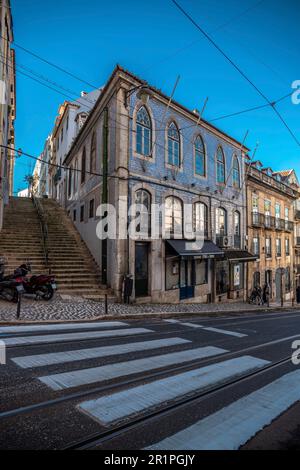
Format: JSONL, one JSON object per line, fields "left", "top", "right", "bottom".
{"left": 101, "top": 107, "right": 108, "bottom": 285}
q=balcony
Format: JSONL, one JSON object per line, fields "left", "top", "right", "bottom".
{"left": 264, "top": 215, "right": 275, "bottom": 229}
{"left": 285, "top": 221, "right": 294, "bottom": 232}
{"left": 252, "top": 212, "right": 265, "bottom": 227}
{"left": 252, "top": 212, "right": 294, "bottom": 231}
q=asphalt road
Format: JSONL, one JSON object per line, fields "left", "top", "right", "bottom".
{"left": 1, "top": 309, "right": 300, "bottom": 450}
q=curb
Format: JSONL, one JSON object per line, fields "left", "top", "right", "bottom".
{"left": 0, "top": 305, "right": 299, "bottom": 326}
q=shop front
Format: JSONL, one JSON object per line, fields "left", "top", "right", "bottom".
{"left": 165, "top": 240, "right": 224, "bottom": 302}
{"left": 215, "top": 250, "right": 257, "bottom": 302}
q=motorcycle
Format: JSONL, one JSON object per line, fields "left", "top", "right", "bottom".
{"left": 0, "top": 262, "right": 57, "bottom": 300}
{"left": 14, "top": 263, "right": 57, "bottom": 301}
{"left": 0, "top": 261, "right": 25, "bottom": 302}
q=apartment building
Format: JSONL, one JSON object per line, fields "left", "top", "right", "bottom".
{"left": 63, "top": 65, "right": 256, "bottom": 303}
{"left": 0, "top": 0, "right": 15, "bottom": 230}
{"left": 246, "top": 162, "right": 298, "bottom": 302}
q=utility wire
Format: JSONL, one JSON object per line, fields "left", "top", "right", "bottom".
{"left": 1, "top": 44, "right": 293, "bottom": 133}
{"left": 171, "top": 0, "right": 300, "bottom": 148}
{"left": 0, "top": 33, "right": 98, "bottom": 90}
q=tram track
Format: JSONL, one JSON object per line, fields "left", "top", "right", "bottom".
{"left": 63, "top": 354, "right": 293, "bottom": 450}
{"left": 0, "top": 332, "right": 298, "bottom": 424}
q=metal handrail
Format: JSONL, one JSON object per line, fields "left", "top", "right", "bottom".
{"left": 32, "top": 195, "right": 51, "bottom": 274}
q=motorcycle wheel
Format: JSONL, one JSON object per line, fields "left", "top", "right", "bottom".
{"left": 40, "top": 284, "right": 54, "bottom": 301}
{"left": 0, "top": 288, "right": 18, "bottom": 303}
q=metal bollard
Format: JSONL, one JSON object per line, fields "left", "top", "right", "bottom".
{"left": 17, "top": 294, "right": 22, "bottom": 320}
{"left": 104, "top": 294, "right": 108, "bottom": 315}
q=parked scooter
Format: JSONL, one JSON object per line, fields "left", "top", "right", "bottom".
{"left": 0, "top": 261, "right": 25, "bottom": 302}
{"left": 13, "top": 262, "right": 57, "bottom": 301}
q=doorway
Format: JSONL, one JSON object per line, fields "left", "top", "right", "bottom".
{"left": 275, "top": 268, "right": 282, "bottom": 301}
{"left": 135, "top": 242, "right": 149, "bottom": 297}
{"left": 265, "top": 270, "right": 272, "bottom": 297}
{"left": 180, "top": 259, "right": 195, "bottom": 300}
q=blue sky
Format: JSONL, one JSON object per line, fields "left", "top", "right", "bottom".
{"left": 12, "top": 0, "right": 300, "bottom": 192}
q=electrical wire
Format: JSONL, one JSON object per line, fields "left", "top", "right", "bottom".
{"left": 171, "top": 0, "right": 300, "bottom": 149}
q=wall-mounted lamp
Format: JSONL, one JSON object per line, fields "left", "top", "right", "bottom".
{"left": 125, "top": 84, "right": 153, "bottom": 108}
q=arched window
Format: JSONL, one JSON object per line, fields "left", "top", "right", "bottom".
{"left": 216, "top": 147, "right": 225, "bottom": 184}
{"left": 136, "top": 106, "right": 152, "bottom": 156}
{"left": 234, "top": 211, "right": 241, "bottom": 248}
{"left": 81, "top": 147, "right": 86, "bottom": 184}
{"left": 165, "top": 196, "right": 183, "bottom": 237}
{"left": 135, "top": 189, "right": 151, "bottom": 236}
{"left": 216, "top": 207, "right": 227, "bottom": 235}
{"left": 232, "top": 155, "right": 240, "bottom": 188}
{"left": 195, "top": 136, "right": 206, "bottom": 176}
{"left": 167, "top": 122, "right": 180, "bottom": 166}
{"left": 90, "top": 132, "right": 96, "bottom": 173}
{"left": 194, "top": 202, "right": 208, "bottom": 239}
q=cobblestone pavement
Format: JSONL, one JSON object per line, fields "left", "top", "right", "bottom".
{"left": 0, "top": 294, "right": 286, "bottom": 322}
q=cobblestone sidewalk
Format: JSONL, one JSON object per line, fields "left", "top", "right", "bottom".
{"left": 0, "top": 294, "right": 290, "bottom": 323}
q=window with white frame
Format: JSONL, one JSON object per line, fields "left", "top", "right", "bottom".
{"left": 167, "top": 122, "right": 180, "bottom": 166}
{"left": 232, "top": 155, "right": 240, "bottom": 188}
{"left": 265, "top": 237, "right": 271, "bottom": 257}
{"left": 276, "top": 237, "right": 281, "bottom": 256}
{"left": 165, "top": 196, "right": 183, "bottom": 237}
{"left": 216, "top": 207, "right": 227, "bottom": 236}
{"left": 194, "top": 135, "right": 206, "bottom": 176}
{"left": 285, "top": 238, "right": 290, "bottom": 255}
{"left": 216, "top": 147, "right": 225, "bottom": 184}
{"left": 194, "top": 202, "right": 208, "bottom": 238}
{"left": 252, "top": 236, "right": 259, "bottom": 256}
{"left": 135, "top": 189, "right": 151, "bottom": 236}
{"left": 136, "top": 106, "right": 152, "bottom": 156}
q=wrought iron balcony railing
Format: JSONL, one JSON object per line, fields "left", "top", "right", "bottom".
{"left": 252, "top": 212, "right": 294, "bottom": 231}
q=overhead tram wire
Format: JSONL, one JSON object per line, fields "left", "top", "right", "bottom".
{"left": 0, "top": 33, "right": 98, "bottom": 90}
{"left": 0, "top": 48, "right": 293, "bottom": 132}
{"left": 4, "top": 144, "right": 241, "bottom": 200}
{"left": 171, "top": 0, "right": 300, "bottom": 149}
{"left": 0, "top": 53, "right": 98, "bottom": 109}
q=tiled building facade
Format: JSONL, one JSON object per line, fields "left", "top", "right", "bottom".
{"left": 64, "top": 66, "right": 255, "bottom": 303}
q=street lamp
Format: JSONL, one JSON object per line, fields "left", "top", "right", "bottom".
{"left": 125, "top": 84, "right": 153, "bottom": 108}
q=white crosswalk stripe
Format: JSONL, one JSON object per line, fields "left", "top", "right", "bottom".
{"left": 203, "top": 327, "right": 247, "bottom": 338}
{"left": 2, "top": 328, "right": 153, "bottom": 347}
{"left": 11, "top": 338, "right": 191, "bottom": 368}
{"left": 147, "top": 370, "right": 300, "bottom": 450}
{"left": 38, "top": 346, "right": 228, "bottom": 391}
{"left": 164, "top": 319, "right": 247, "bottom": 337}
{"left": 78, "top": 355, "right": 269, "bottom": 425}
{"left": 0, "top": 321, "right": 128, "bottom": 334}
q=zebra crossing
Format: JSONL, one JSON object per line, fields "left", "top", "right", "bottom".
{"left": 3, "top": 320, "right": 298, "bottom": 449}
{"left": 164, "top": 319, "right": 248, "bottom": 337}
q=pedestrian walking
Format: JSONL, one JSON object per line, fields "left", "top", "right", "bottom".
{"left": 123, "top": 274, "right": 133, "bottom": 304}
{"left": 296, "top": 285, "right": 300, "bottom": 304}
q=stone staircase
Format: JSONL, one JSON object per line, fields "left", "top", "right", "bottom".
{"left": 0, "top": 197, "right": 46, "bottom": 274}
{"left": 0, "top": 197, "right": 114, "bottom": 301}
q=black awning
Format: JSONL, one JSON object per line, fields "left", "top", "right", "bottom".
{"left": 166, "top": 240, "right": 224, "bottom": 259}
{"left": 224, "top": 250, "right": 258, "bottom": 262}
